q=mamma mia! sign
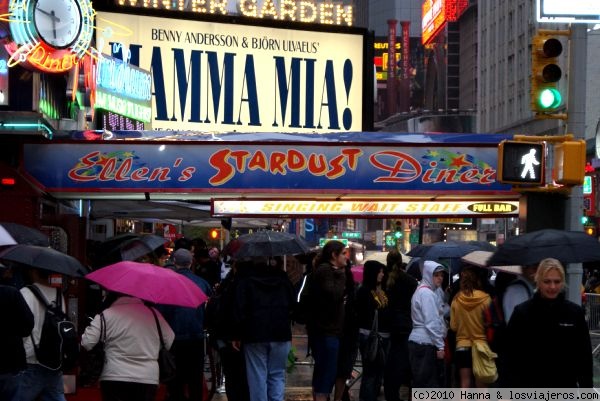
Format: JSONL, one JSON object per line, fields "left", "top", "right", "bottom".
{"left": 96, "top": 12, "right": 364, "bottom": 133}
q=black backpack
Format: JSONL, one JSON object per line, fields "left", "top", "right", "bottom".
{"left": 28, "top": 285, "right": 79, "bottom": 371}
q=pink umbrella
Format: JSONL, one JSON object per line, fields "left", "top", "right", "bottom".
{"left": 86, "top": 261, "right": 208, "bottom": 308}
{"left": 351, "top": 265, "right": 364, "bottom": 283}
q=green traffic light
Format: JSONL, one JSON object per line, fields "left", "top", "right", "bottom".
{"left": 582, "top": 216, "right": 590, "bottom": 225}
{"left": 394, "top": 231, "right": 402, "bottom": 239}
{"left": 538, "top": 88, "right": 562, "bottom": 109}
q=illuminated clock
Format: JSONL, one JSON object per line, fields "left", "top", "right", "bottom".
{"left": 33, "top": 0, "right": 83, "bottom": 49}
{"left": 4, "top": 0, "right": 95, "bottom": 73}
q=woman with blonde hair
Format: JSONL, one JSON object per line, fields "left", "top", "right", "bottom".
{"left": 505, "top": 258, "right": 592, "bottom": 387}
{"left": 449, "top": 266, "right": 491, "bottom": 388}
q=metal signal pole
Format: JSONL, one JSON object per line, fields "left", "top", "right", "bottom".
{"left": 565, "top": 24, "right": 587, "bottom": 304}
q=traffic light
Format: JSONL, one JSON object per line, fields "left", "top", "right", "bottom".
{"left": 530, "top": 32, "right": 566, "bottom": 117}
{"left": 553, "top": 140, "right": 586, "bottom": 185}
{"left": 497, "top": 140, "right": 546, "bottom": 185}
{"left": 394, "top": 220, "right": 403, "bottom": 240}
{"left": 586, "top": 226, "right": 596, "bottom": 237}
{"left": 209, "top": 228, "right": 219, "bottom": 240}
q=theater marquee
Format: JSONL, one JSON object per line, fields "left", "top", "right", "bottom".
{"left": 95, "top": 12, "right": 364, "bottom": 133}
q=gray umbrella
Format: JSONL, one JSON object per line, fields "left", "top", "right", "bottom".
{"left": 0, "top": 222, "right": 49, "bottom": 247}
{"left": 224, "top": 231, "right": 311, "bottom": 259}
{"left": 99, "top": 234, "right": 167, "bottom": 263}
{"left": 0, "top": 244, "right": 88, "bottom": 277}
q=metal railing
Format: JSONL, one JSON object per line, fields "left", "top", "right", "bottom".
{"left": 586, "top": 293, "right": 600, "bottom": 331}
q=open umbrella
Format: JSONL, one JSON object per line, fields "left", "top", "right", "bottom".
{"left": 86, "top": 261, "right": 207, "bottom": 308}
{"left": 407, "top": 240, "right": 492, "bottom": 260}
{"left": 351, "top": 265, "right": 364, "bottom": 283}
{"left": 0, "top": 222, "right": 49, "bottom": 247}
{"left": 118, "top": 235, "right": 168, "bottom": 261}
{"left": 0, "top": 244, "right": 88, "bottom": 277}
{"left": 487, "top": 229, "right": 600, "bottom": 266}
{"left": 223, "top": 231, "right": 310, "bottom": 259}
{"left": 461, "top": 250, "right": 522, "bottom": 275}
{"left": 99, "top": 234, "right": 167, "bottom": 263}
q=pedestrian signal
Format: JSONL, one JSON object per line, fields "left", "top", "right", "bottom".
{"left": 530, "top": 32, "right": 567, "bottom": 118}
{"left": 553, "top": 140, "right": 586, "bottom": 185}
{"left": 498, "top": 140, "right": 546, "bottom": 185}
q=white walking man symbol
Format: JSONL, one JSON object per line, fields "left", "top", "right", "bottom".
{"left": 520, "top": 148, "right": 540, "bottom": 179}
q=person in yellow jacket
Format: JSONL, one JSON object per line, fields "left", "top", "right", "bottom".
{"left": 450, "top": 267, "right": 492, "bottom": 388}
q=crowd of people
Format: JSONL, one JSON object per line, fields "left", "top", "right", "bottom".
{"left": 0, "top": 235, "right": 596, "bottom": 401}
{"left": 298, "top": 240, "right": 594, "bottom": 400}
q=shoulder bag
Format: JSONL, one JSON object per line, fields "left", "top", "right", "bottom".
{"left": 148, "top": 307, "right": 176, "bottom": 383}
{"left": 80, "top": 313, "right": 106, "bottom": 386}
{"left": 472, "top": 340, "right": 498, "bottom": 384}
{"left": 365, "top": 309, "right": 384, "bottom": 363}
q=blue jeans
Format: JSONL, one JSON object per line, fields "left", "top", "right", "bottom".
{"left": 309, "top": 335, "right": 340, "bottom": 396}
{"left": 0, "top": 372, "right": 21, "bottom": 401}
{"left": 244, "top": 341, "right": 291, "bottom": 401}
{"left": 18, "top": 364, "right": 66, "bottom": 401}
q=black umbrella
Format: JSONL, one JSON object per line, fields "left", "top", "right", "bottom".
{"left": 487, "top": 229, "right": 600, "bottom": 266}
{"left": 223, "top": 231, "right": 311, "bottom": 259}
{"left": 0, "top": 222, "right": 49, "bottom": 247}
{"left": 0, "top": 244, "right": 88, "bottom": 277}
{"left": 405, "top": 244, "right": 431, "bottom": 258}
{"left": 406, "top": 240, "right": 493, "bottom": 260}
{"left": 99, "top": 234, "right": 167, "bottom": 263}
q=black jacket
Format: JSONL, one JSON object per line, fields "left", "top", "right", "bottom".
{"left": 504, "top": 292, "right": 593, "bottom": 387}
{"left": 386, "top": 270, "right": 418, "bottom": 336}
{"left": 234, "top": 264, "right": 294, "bottom": 343}
{"left": 0, "top": 284, "right": 34, "bottom": 374}
{"left": 205, "top": 270, "right": 241, "bottom": 343}
{"left": 306, "top": 262, "right": 346, "bottom": 337}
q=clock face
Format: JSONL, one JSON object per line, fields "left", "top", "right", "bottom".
{"left": 33, "top": 0, "right": 83, "bottom": 49}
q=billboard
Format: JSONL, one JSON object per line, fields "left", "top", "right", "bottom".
{"left": 95, "top": 11, "right": 364, "bottom": 133}
{"left": 421, "top": 0, "right": 468, "bottom": 45}
{"left": 537, "top": 0, "right": 600, "bottom": 23}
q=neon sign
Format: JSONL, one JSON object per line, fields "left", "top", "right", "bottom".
{"left": 95, "top": 55, "right": 152, "bottom": 122}
{"left": 421, "top": 0, "right": 445, "bottom": 45}
{"left": 421, "top": 0, "right": 467, "bottom": 45}
{"left": 115, "top": 0, "right": 354, "bottom": 26}
{"left": 97, "top": 56, "right": 151, "bottom": 103}
{"left": 99, "top": 111, "right": 145, "bottom": 130}
{"left": 3, "top": 0, "right": 95, "bottom": 73}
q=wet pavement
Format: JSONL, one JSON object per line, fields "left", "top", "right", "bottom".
{"left": 68, "top": 324, "right": 600, "bottom": 401}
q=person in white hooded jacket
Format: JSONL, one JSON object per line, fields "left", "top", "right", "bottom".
{"left": 408, "top": 260, "right": 448, "bottom": 388}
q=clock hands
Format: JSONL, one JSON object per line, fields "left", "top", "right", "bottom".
{"left": 36, "top": 7, "right": 60, "bottom": 21}
{"left": 36, "top": 7, "right": 60, "bottom": 38}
